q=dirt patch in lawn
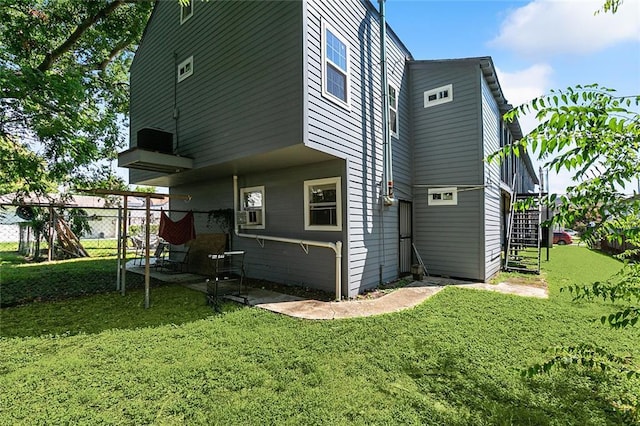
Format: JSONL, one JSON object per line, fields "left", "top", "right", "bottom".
{"left": 499, "top": 275, "right": 548, "bottom": 289}
{"left": 244, "top": 278, "right": 335, "bottom": 302}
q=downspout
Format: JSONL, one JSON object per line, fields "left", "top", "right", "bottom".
{"left": 233, "top": 176, "right": 342, "bottom": 301}
{"left": 379, "top": 0, "right": 395, "bottom": 206}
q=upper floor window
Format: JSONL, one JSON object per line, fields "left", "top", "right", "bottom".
{"left": 304, "top": 177, "right": 342, "bottom": 231}
{"left": 389, "top": 84, "right": 399, "bottom": 137}
{"left": 177, "top": 56, "right": 193, "bottom": 82}
{"left": 424, "top": 84, "right": 453, "bottom": 108}
{"left": 239, "top": 186, "right": 265, "bottom": 228}
{"left": 322, "top": 21, "right": 350, "bottom": 107}
{"left": 180, "top": 0, "right": 193, "bottom": 24}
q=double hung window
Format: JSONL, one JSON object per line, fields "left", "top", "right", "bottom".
{"left": 389, "top": 84, "right": 398, "bottom": 137}
{"left": 304, "top": 177, "right": 342, "bottom": 231}
{"left": 240, "top": 186, "right": 265, "bottom": 228}
{"left": 322, "top": 22, "right": 350, "bottom": 107}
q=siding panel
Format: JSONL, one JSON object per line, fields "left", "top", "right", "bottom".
{"left": 481, "top": 73, "right": 503, "bottom": 280}
{"left": 172, "top": 160, "right": 344, "bottom": 293}
{"left": 305, "top": 0, "right": 412, "bottom": 296}
{"left": 130, "top": 1, "right": 304, "bottom": 183}
{"left": 410, "top": 61, "right": 484, "bottom": 280}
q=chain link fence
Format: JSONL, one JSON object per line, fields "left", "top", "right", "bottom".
{"left": 0, "top": 199, "right": 219, "bottom": 307}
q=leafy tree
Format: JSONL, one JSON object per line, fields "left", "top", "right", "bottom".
{"left": 133, "top": 185, "right": 157, "bottom": 194}
{"left": 497, "top": 84, "right": 639, "bottom": 245}
{"left": 21, "top": 206, "right": 48, "bottom": 260}
{"left": 489, "top": 2, "right": 639, "bottom": 416}
{"left": 65, "top": 207, "right": 93, "bottom": 239}
{"left": 494, "top": 83, "right": 640, "bottom": 359}
{"left": 490, "top": 46, "right": 639, "bottom": 426}
{"left": 0, "top": 0, "right": 153, "bottom": 200}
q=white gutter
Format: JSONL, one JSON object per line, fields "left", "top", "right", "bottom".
{"left": 233, "top": 176, "right": 343, "bottom": 301}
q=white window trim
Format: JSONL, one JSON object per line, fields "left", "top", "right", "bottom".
{"left": 424, "top": 84, "right": 453, "bottom": 108}
{"left": 304, "top": 177, "right": 342, "bottom": 231}
{"left": 240, "top": 185, "right": 265, "bottom": 229}
{"left": 428, "top": 187, "right": 458, "bottom": 206}
{"left": 177, "top": 56, "right": 193, "bottom": 82}
{"left": 389, "top": 83, "right": 399, "bottom": 138}
{"left": 321, "top": 20, "right": 351, "bottom": 109}
{"left": 180, "top": 0, "right": 193, "bottom": 25}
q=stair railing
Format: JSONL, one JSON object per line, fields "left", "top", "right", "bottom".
{"left": 536, "top": 175, "right": 543, "bottom": 272}
{"left": 504, "top": 173, "right": 518, "bottom": 270}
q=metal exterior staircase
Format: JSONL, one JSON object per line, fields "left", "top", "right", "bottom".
{"left": 504, "top": 184, "right": 542, "bottom": 274}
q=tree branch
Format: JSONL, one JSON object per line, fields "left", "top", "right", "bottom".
{"left": 98, "top": 36, "right": 134, "bottom": 71}
{"left": 37, "top": 0, "right": 124, "bottom": 72}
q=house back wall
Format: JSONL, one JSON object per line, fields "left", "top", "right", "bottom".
{"left": 410, "top": 61, "right": 485, "bottom": 280}
{"left": 172, "top": 160, "right": 344, "bottom": 294}
{"left": 304, "top": 0, "right": 413, "bottom": 294}
{"left": 129, "top": 0, "right": 304, "bottom": 184}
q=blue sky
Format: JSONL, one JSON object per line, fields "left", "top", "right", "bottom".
{"left": 384, "top": 0, "right": 640, "bottom": 194}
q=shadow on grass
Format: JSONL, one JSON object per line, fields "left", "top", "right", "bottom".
{"left": 390, "top": 347, "right": 635, "bottom": 425}
{"left": 0, "top": 284, "right": 245, "bottom": 339}
{"left": 1, "top": 253, "right": 153, "bottom": 307}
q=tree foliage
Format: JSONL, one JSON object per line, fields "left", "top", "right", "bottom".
{"left": 491, "top": 84, "right": 640, "bottom": 245}
{"left": 487, "top": 3, "right": 640, "bottom": 403}
{"left": 489, "top": 67, "right": 639, "bottom": 422}
{"left": 0, "top": 0, "right": 153, "bottom": 199}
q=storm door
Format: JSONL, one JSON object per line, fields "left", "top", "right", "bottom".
{"left": 399, "top": 200, "right": 413, "bottom": 275}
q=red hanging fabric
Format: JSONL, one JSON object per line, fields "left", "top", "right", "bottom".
{"left": 159, "top": 211, "right": 196, "bottom": 245}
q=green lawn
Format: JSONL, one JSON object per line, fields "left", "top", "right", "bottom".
{"left": 1, "top": 249, "right": 142, "bottom": 307}
{"left": 1, "top": 255, "right": 132, "bottom": 307}
{"left": 1, "top": 246, "right": 638, "bottom": 425}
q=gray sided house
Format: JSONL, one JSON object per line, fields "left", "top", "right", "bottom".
{"left": 410, "top": 58, "right": 538, "bottom": 281}
{"left": 120, "top": 0, "right": 538, "bottom": 298}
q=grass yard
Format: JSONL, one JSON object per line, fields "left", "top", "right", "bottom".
{"left": 1, "top": 246, "right": 639, "bottom": 425}
{"left": 1, "top": 256, "right": 122, "bottom": 307}
{"left": 0, "top": 249, "right": 144, "bottom": 307}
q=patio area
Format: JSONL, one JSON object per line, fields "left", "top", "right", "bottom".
{"left": 127, "top": 258, "right": 548, "bottom": 320}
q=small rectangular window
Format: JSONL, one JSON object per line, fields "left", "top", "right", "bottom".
{"left": 424, "top": 84, "right": 453, "bottom": 108}
{"left": 389, "top": 84, "right": 399, "bottom": 137}
{"left": 304, "top": 177, "right": 342, "bottom": 231}
{"left": 180, "top": 0, "right": 193, "bottom": 24}
{"left": 428, "top": 187, "right": 458, "bottom": 206}
{"left": 322, "top": 21, "right": 350, "bottom": 107}
{"left": 239, "top": 186, "right": 265, "bottom": 228}
{"left": 177, "top": 56, "right": 193, "bottom": 82}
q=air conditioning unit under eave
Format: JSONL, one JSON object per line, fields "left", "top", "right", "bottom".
{"left": 237, "top": 210, "right": 262, "bottom": 226}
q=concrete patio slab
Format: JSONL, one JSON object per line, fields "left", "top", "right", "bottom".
{"left": 251, "top": 276, "right": 548, "bottom": 319}
{"left": 255, "top": 283, "right": 446, "bottom": 319}
{"left": 174, "top": 273, "right": 548, "bottom": 320}
{"left": 126, "top": 260, "right": 205, "bottom": 284}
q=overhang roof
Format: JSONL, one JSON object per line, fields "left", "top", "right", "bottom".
{"left": 118, "top": 148, "right": 194, "bottom": 174}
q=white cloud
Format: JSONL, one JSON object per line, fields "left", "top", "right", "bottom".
{"left": 496, "top": 64, "right": 553, "bottom": 134}
{"left": 496, "top": 64, "right": 553, "bottom": 106}
{"left": 490, "top": 0, "right": 640, "bottom": 58}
